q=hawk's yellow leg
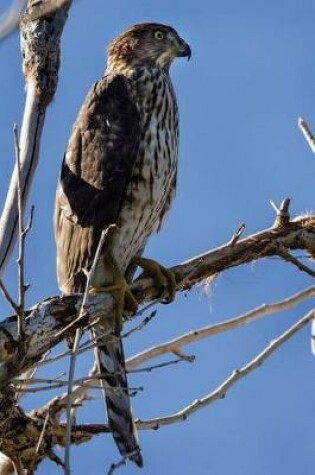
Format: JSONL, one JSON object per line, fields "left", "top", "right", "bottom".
{"left": 90, "top": 253, "right": 138, "bottom": 334}
{"left": 131, "top": 256, "right": 177, "bottom": 303}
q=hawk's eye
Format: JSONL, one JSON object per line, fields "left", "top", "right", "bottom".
{"left": 154, "top": 30, "right": 164, "bottom": 41}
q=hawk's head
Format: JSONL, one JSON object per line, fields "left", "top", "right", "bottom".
{"left": 107, "top": 23, "right": 191, "bottom": 73}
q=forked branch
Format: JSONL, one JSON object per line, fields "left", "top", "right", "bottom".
{"left": 0, "top": 212, "right": 314, "bottom": 380}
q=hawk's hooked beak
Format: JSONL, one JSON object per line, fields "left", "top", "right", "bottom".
{"left": 176, "top": 39, "right": 192, "bottom": 60}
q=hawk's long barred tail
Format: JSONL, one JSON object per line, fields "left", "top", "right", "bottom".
{"left": 94, "top": 328, "right": 143, "bottom": 467}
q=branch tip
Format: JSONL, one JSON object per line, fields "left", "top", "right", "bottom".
{"left": 298, "top": 116, "right": 315, "bottom": 154}
{"left": 271, "top": 198, "right": 291, "bottom": 228}
{"left": 228, "top": 223, "right": 245, "bottom": 246}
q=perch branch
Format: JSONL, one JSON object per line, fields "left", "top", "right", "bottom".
{"left": 0, "top": 209, "right": 314, "bottom": 469}
{"left": 0, "top": 214, "right": 315, "bottom": 380}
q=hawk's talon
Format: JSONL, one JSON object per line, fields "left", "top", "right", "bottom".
{"left": 90, "top": 255, "right": 138, "bottom": 333}
{"left": 123, "top": 286, "right": 139, "bottom": 314}
{"left": 132, "top": 256, "right": 176, "bottom": 304}
{"left": 161, "top": 268, "right": 176, "bottom": 304}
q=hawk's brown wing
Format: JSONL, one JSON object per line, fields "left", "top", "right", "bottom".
{"left": 54, "top": 74, "right": 140, "bottom": 293}
{"left": 54, "top": 75, "right": 143, "bottom": 466}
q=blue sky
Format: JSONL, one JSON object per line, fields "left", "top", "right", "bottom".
{"left": 1, "top": 0, "right": 315, "bottom": 474}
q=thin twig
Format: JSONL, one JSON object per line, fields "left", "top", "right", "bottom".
{"left": 0, "top": 278, "right": 20, "bottom": 314}
{"left": 15, "top": 360, "right": 46, "bottom": 402}
{"left": 14, "top": 124, "right": 26, "bottom": 339}
{"left": 33, "top": 336, "right": 99, "bottom": 370}
{"left": 33, "top": 364, "right": 98, "bottom": 421}
{"left": 22, "top": 384, "right": 143, "bottom": 395}
{"left": 134, "top": 297, "right": 164, "bottom": 317}
{"left": 30, "top": 330, "right": 116, "bottom": 372}
{"left": 15, "top": 373, "right": 116, "bottom": 388}
{"left": 129, "top": 358, "right": 185, "bottom": 374}
{"left": 127, "top": 286, "right": 315, "bottom": 370}
{"left": 277, "top": 245, "right": 315, "bottom": 278}
{"left": 11, "top": 458, "right": 24, "bottom": 475}
{"left": 122, "top": 310, "right": 158, "bottom": 338}
{"left": 172, "top": 349, "right": 195, "bottom": 363}
{"left": 298, "top": 117, "right": 315, "bottom": 154}
{"left": 28, "top": 411, "right": 50, "bottom": 473}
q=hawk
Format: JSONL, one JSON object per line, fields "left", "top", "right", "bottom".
{"left": 54, "top": 23, "right": 190, "bottom": 467}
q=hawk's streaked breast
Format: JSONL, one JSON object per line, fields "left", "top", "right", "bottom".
{"left": 110, "top": 66, "right": 178, "bottom": 273}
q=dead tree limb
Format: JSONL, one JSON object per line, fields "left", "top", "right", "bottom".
{"left": 0, "top": 212, "right": 314, "bottom": 380}
{"left": 126, "top": 285, "right": 315, "bottom": 370}
{"left": 0, "top": 0, "right": 72, "bottom": 275}
{"left": 134, "top": 309, "right": 315, "bottom": 430}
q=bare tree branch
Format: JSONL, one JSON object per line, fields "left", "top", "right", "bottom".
{"left": 29, "top": 285, "right": 315, "bottom": 429}
{"left": 70, "top": 309, "right": 314, "bottom": 436}
{"left": 0, "top": 0, "right": 72, "bottom": 276}
{"left": 127, "top": 285, "right": 315, "bottom": 370}
{"left": 0, "top": 214, "right": 314, "bottom": 379}
{"left": 133, "top": 310, "right": 314, "bottom": 430}
{"left": 0, "top": 305, "right": 311, "bottom": 473}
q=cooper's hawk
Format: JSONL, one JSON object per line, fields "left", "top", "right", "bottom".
{"left": 54, "top": 23, "right": 190, "bottom": 467}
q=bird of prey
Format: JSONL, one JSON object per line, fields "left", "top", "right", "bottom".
{"left": 54, "top": 22, "right": 190, "bottom": 467}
